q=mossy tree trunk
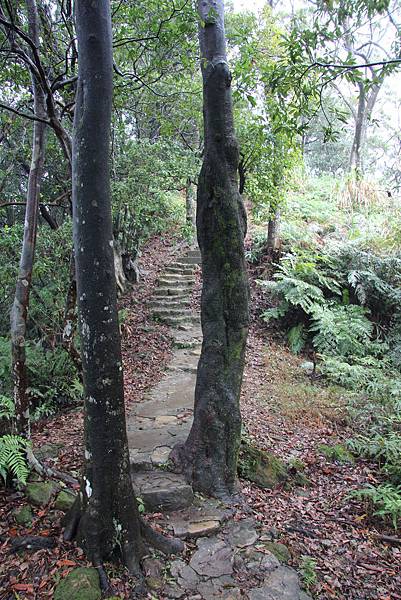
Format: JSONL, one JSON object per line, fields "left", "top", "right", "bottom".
{"left": 65, "top": 1, "right": 182, "bottom": 577}
{"left": 171, "top": 0, "right": 249, "bottom": 498}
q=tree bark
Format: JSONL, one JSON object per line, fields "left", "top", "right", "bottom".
{"left": 267, "top": 210, "right": 280, "bottom": 252}
{"left": 185, "top": 177, "right": 196, "bottom": 242}
{"left": 66, "top": 0, "right": 182, "bottom": 575}
{"left": 349, "top": 79, "right": 381, "bottom": 175}
{"left": 10, "top": 0, "right": 47, "bottom": 438}
{"left": 171, "top": 0, "right": 250, "bottom": 498}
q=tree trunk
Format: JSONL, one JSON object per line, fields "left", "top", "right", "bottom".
{"left": 185, "top": 177, "right": 196, "bottom": 242}
{"left": 10, "top": 0, "right": 47, "bottom": 438}
{"left": 349, "top": 79, "right": 381, "bottom": 176}
{"left": 349, "top": 83, "right": 366, "bottom": 174}
{"left": 171, "top": 0, "right": 250, "bottom": 498}
{"left": 267, "top": 210, "right": 280, "bottom": 252}
{"left": 65, "top": 0, "right": 182, "bottom": 576}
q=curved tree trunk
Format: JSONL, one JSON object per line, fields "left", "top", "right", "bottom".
{"left": 65, "top": 0, "right": 182, "bottom": 576}
{"left": 10, "top": 0, "right": 47, "bottom": 438}
{"left": 171, "top": 0, "right": 250, "bottom": 498}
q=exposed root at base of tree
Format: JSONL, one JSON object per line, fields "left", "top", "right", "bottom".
{"left": 62, "top": 496, "right": 184, "bottom": 583}
{"left": 27, "top": 446, "right": 78, "bottom": 485}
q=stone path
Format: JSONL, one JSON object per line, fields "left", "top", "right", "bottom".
{"left": 127, "top": 247, "right": 311, "bottom": 599}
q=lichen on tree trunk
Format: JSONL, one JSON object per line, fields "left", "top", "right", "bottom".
{"left": 171, "top": 0, "right": 250, "bottom": 498}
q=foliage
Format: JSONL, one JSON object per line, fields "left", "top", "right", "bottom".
{"left": 349, "top": 484, "right": 401, "bottom": 530}
{"left": 319, "top": 443, "right": 354, "bottom": 464}
{"left": 299, "top": 555, "right": 318, "bottom": 591}
{"left": 0, "top": 337, "right": 81, "bottom": 411}
{"left": 0, "top": 435, "right": 30, "bottom": 485}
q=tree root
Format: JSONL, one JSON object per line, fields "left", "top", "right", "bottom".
{"left": 140, "top": 518, "right": 184, "bottom": 555}
{"left": 27, "top": 446, "right": 78, "bottom": 486}
{"left": 9, "top": 535, "right": 56, "bottom": 553}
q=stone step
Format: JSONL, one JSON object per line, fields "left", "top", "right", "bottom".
{"left": 153, "top": 287, "right": 190, "bottom": 297}
{"left": 165, "top": 265, "right": 195, "bottom": 275}
{"left": 179, "top": 256, "right": 201, "bottom": 265}
{"left": 159, "top": 273, "right": 195, "bottom": 283}
{"left": 148, "top": 298, "right": 190, "bottom": 308}
{"left": 158, "top": 278, "right": 193, "bottom": 287}
{"left": 153, "top": 308, "right": 193, "bottom": 318}
{"left": 186, "top": 249, "right": 201, "bottom": 258}
{"left": 163, "top": 315, "right": 194, "bottom": 326}
{"left": 132, "top": 471, "right": 194, "bottom": 512}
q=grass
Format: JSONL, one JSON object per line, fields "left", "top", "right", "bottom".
{"left": 258, "top": 342, "right": 347, "bottom": 423}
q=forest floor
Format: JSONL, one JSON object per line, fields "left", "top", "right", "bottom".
{"left": 0, "top": 235, "right": 400, "bottom": 599}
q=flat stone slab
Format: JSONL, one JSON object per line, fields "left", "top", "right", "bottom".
{"left": 248, "top": 565, "right": 305, "bottom": 600}
{"left": 132, "top": 472, "right": 193, "bottom": 511}
{"left": 226, "top": 519, "right": 259, "bottom": 548}
{"left": 190, "top": 537, "right": 233, "bottom": 578}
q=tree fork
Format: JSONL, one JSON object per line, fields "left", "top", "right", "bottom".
{"left": 171, "top": 0, "right": 250, "bottom": 498}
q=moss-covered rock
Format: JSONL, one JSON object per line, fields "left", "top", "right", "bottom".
{"left": 13, "top": 505, "right": 33, "bottom": 526}
{"left": 54, "top": 568, "right": 101, "bottom": 600}
{"left": 263, "top": 541, "right": 291, "bottom": 564}
{"left": 238, "top": 440, "right": 288, "bottom": 489}
{"left": 35, "top": 443, "right": 64, "bottom": 461}
{"left": 54, "top": 490, "right": 76, "bottom": 512}
{"left": 25, "top": 481, "right": 57, "bottom": 506}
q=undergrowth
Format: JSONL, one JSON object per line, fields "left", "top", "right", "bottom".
{"left": 253, "top": 175, "right": 401, "bottom": 529}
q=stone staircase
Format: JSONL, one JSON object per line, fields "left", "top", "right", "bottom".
{"left": 148, "top": 247, "right": 201, "bottom": 328}
{"left": 126, "top": 245, "right": 311, "bottom": 599}
{"left": 127, "top": 246, "right": 202, "bottom": 513}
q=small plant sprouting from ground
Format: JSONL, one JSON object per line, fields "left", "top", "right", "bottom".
{"left": 299, "top": 555, "right": 318, "bottom": 591}
{"left": 318, "top": 443, "right": 354, "bottom": 464}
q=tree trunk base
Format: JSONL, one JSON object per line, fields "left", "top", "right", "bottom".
{"left": 62, "top": 496, "right": 184, "bottom": 578}
{"left": 170, "top": 440, "right": 241, "bottom": 501}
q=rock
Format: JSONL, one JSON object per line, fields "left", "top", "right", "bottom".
{"left": 132, "top": 472, "right": 193, "bottom": 511}
{"left": 227, "top": 519, "right": 258, "bottom": 548}
{"left": 244, "top": 550, "right": 280, "bottom": 578}
{"left": 238, "top": 440, "right": 287, "bottom": 489}
{"left": 248, "top": 565, "right": 302, "bottom": 600}
{"left": 25, "top": 481, "right": 57, "bottom": 506}
{"left": 172, "top": 519, "right": 220, "bottom": 539}
{"left": 54, "top": 490, "right": 76, "bottom": 512}
{"left": 263, "top": 542, "right": 291, "bottom": 564}
{"left": 13, "top": 505, "right": 33, "bottom": 526}
{"left": 54, "top": 567, "right": 101, "bottom": 600}
{"left": 143, "top": 557, "right": 164, "bottom": 579}
{"left": 164, "top": 584, "right": 186, "bottom": 599}
{"left": 146, "top": 577, "right": 164, "bottom": 591}
{"left": 190, "top": 538, "right": 233, "bottom": 578}
{"left": 300, "top": 592, "right": 313, "bottom": 600}
{"left": 170, "top": 559, "right": 199, "bottom": 591}
{"left": 196, "top": 575, "right": 238, "bottom": 600}
{"left": 300, "top": 361, "right": 314, "bottom": 374}
{"left": 35, "top": 443, "right": 64, "bottom": 460}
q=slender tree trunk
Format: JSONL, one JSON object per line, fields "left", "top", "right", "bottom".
{"left": 185, "top": 177, "right": 196, "bottom": 242}
{"left": 10, "top": 0, "right": 47, "bottom": 437}
{"left": 349, "top": 80, "right": 381, "bottom": 176}
{"left": 349, "top": 83, "right": 366, "bottom": 174}
{"left": 267, "top": 210, "right": 280, "bottom": 252}
{"left": 171, "top": 0, "right": 250, "bottom": 498}
{"left": 64, "top": 0, "right": 182, "bottom": 576}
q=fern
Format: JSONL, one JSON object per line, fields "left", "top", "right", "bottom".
{"left": 349, "top": 484, "right": 401, "bottom": 530}
{"left": 0, "top": 435, "right": 30, "bottom": 485}
{"left": 309, "top": 303, "right": 372, "bottom": 357}
{"left": 0, "top": 395, "right": 14, "bottom": 419}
